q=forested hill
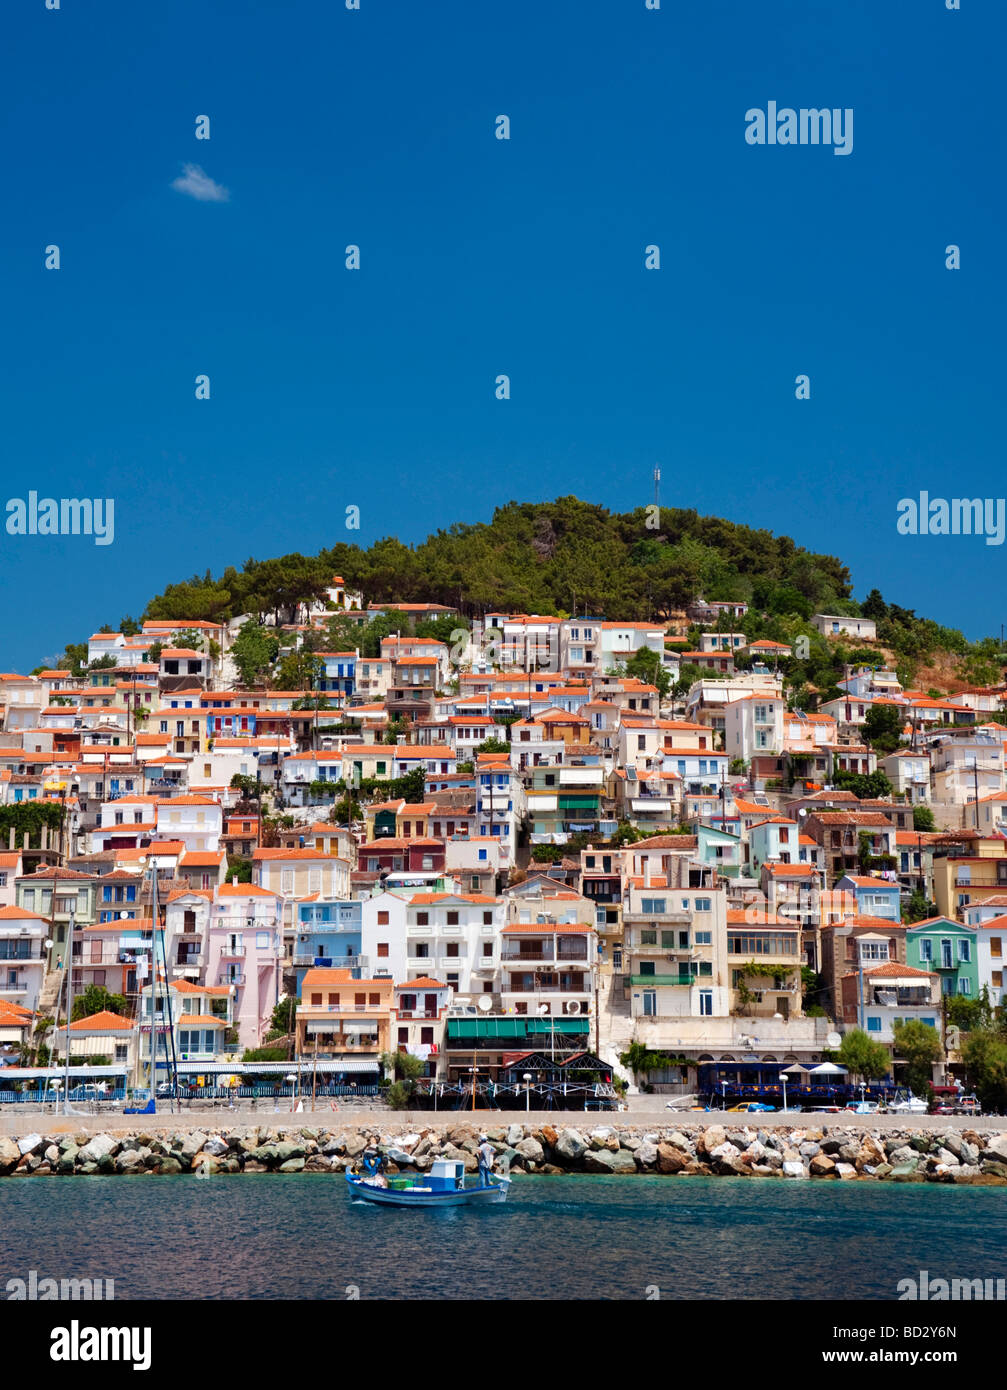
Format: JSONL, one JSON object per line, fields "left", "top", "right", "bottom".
{"left": 139, "top": 497, "right": 854, "bottom": 627}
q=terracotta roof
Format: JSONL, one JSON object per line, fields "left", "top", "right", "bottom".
{"left": 69, "top": 1010, "right": 133, "bottom": 1032}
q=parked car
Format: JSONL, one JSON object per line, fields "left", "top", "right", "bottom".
{"left": 726, "top": 1101, "right": 776, "bottom": 1113}
{"left": 847, "top": 1101, "right": 880, "bottom": 1115}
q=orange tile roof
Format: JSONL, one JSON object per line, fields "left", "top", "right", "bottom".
{"left": 69, "top": 1010, "right": 134, "bottom": 1032}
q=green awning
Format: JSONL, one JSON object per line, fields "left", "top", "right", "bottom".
{"left": 447, "top": 1017, "right": 589, "bottom": 1039}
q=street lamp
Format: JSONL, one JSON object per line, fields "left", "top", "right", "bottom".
{"left": 780, "top": 1070, "right": 788, "bottom": 1112}
{"left": 523, "top": 1071, "right": 532, "bottom": 1112}
{"left": 286, "top": 1072, "right": 297, "bottom": 1113}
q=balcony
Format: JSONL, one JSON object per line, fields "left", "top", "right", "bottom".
{"left": 500, "top": 985, "right": 589, "bottom": 997}
{"left": 629, "top": 972, "right": 694, "bottom": 986}
{"left": 219, "top": 943, "right": 246, "bottom": 958}
{"left": 217, "top": 972, "right": 244, "bottom": 987}
{"left": 501, "top": 950, "right": 589, "bottom": 964}
{"left": 294, "top": 953, "right": 363, "bottom": 970}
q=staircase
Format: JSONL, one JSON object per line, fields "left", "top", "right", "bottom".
{"left": 597, "top": 971, "right": 638, "bottom": 1092}
{"left": 37, "top": 968, "right": 64, "bottom": 1016}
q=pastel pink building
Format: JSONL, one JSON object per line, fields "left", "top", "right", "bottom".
{"left": 205, "top": 884, "right": 283, "bottom": 1050}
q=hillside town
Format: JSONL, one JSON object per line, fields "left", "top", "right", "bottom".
{"left": 0, "top": 576, "right": 1004, "bottom": 1114}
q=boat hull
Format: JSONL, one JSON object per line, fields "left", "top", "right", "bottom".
{"left": 345, "top": 1173, "right": 510, "bottom": 1206}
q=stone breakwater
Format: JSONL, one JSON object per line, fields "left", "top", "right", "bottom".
{"left": 2, "top": 1121, "right": 1007, "bottom": 1182}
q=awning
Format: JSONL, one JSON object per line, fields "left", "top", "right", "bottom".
{"left": 179, "top": 1059, "right": 377, "bottom": 1075}
{"left": 0, "top": 1065, "right": 129, "bottom": 1080}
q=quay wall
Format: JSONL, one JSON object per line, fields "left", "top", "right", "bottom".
{"left": 1, "top": 1117, "right": 1007, "bottom": 1183}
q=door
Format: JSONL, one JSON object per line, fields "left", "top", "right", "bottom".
{"left": 642, "top": 991, "right": 656, "bottom": 1017}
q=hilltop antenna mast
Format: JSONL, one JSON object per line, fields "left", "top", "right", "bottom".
{"left": 653, "top": 465, "right": 661, "bottom": 512}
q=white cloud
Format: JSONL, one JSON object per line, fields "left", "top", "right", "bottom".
{"left": 171, "top": 163, "right": 230, "bottom": 203}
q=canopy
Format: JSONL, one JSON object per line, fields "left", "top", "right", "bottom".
{"left": 780, "top": 1064, "right": 810, "bottom": 1076}
{"left": 810, "top": 1062, "right": 848, "bottom": 1075}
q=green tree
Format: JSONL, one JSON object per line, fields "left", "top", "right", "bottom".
{"left": 962, "top": 1028, "right": 1007, "bottom": 1113}
{"left": 904, "top": 886, "right": 936, "bottom": 923}
{"left": 836, "top": 1028, "right": 891, "bottom": 1083}
{"left": 474, "top": 737, "right": 509, "bottom": 755}
{"left": 862, "top": 703, "right": 905, "bottom": 755}
{"left": 231, "top": 622, "right": 279, "bottom": 686}
{"left": 912, "top": 805, "right": 936, "bottom": 832}
{"left": 946, "top": 992, "right": 992, "bottom": 1034}
{"left": 861, "top": 588, "right": 888, "bottom": 620}
{"left": 622, "top": 646, "right": 671, "bottom": 699}
{"left": 832, "top": 769, "right": 894, "bottom": 800}
{"left": 71, "top": 985, "right": 127, "bottom": 1022}
{"left": 269, "top": 997, "right": 300, "bottom": 1035}
{"left": 892, "top": 1019, "right": 943, "bottom": 1098}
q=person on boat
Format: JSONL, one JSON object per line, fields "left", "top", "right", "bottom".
{"left": 361, "top": 1146, "right": 387, "bottom": 1187}
{"left": 476, "top": 1135, "right": 496, "bottom": 1187}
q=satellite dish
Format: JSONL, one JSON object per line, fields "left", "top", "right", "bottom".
{"left": 826, "top": 1032, "right": 841, "bottom": 1048}
{"left": 477, "top": 995, "right": 493, "bottom": 1012}
{"left": 537, "top": 1003, "right": 550, "bottom": 1016}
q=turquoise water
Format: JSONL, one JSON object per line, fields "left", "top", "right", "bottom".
{"left": 1, "top": 1175, "right": 1003, "bottom": 1300}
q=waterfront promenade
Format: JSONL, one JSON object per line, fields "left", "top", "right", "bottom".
{"left": 2, "top": 1102, "right": 1006, "bottom": 1137}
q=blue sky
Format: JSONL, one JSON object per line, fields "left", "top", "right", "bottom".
{"left": 1, "top": 0, "right": 1003, "bottom": 669}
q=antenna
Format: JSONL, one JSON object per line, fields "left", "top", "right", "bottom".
{"left": 653, "top": 465, "right": 661, "bottom": 512}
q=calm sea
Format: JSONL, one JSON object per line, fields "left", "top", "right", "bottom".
{"left": 1, "top": 1175, "right": 1002, "bottom": 1300}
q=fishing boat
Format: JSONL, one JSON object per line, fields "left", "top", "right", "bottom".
{"left": 345, "top": 1154, "right": 510, "bottom": 1207}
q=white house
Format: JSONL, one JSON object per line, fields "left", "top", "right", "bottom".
{"left": 154, "top": 796, "right": 223, "bottom": 852}
{"left": 0, "top": 905, "right": 50, "bottom": 1013}
{"left": 812, "top": 614, "right": 878, "bottom": 640}
{"left": 724, "top": 692, "right": 785, "bottom": 761}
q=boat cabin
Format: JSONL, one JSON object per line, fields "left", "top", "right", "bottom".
{"left": 428, "top": 1159, "right": 467, "bottom": 1192}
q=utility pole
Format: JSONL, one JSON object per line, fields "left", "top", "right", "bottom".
{"left": 61, "top": 909, "right": 75, "bottom": 1109}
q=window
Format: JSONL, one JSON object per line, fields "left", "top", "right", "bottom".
{"left": 377, "top": 943, "right": 389, "bottom": 958}
{"left": 958, "top": 979, "right": 972, "bottom": 996}
{"left": 694, "top": 898, "right": 711, "bottom": 912}
{"left": 695, "top": 930, "right": 712, "bottom": 945}
{"left": 660, "top": 931, "right": 675, "bottom": 948}
{"left": 256, "top": 931, "right": 270, "bottom": 949}
{"left": 446, "top": 911, "right": 459, "bottom": 926}
{"left": 940, "top": 939, "right": 953, "bottom": 969}
{"left": 416, "top": 911, "right": 429, "bottom": 926}
{"left": 641, "top": 898, "right": 666, "bottom": 915}
{"left": 698, "top": 990, "right": 713, "bottom": 1016}
{"left": 640, "top": 930, "right": 657, "bottom": 946}
{"left": 991, "top": 937, "right": 1003, "bottom": 959}
{"left": 958, "top": 938, "right": 971, "bottom": 963}
{"left": 377, "top": 911, "right": 389, "bottom": 926}
{"left": 920, "top": 938, "right": 932, "bottom": 962}
{"left": 639, "top": 961, "right": 655, "bottom": 976}
{"left": 866, "top": 1016, "right": 882, "bottom": 1032}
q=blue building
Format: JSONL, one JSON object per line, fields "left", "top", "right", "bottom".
{"left": 293, "top": 899, "right": 363, "bottom": 992}
{"left": 318, "top": 651, "right": 356, "bottom": 696}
